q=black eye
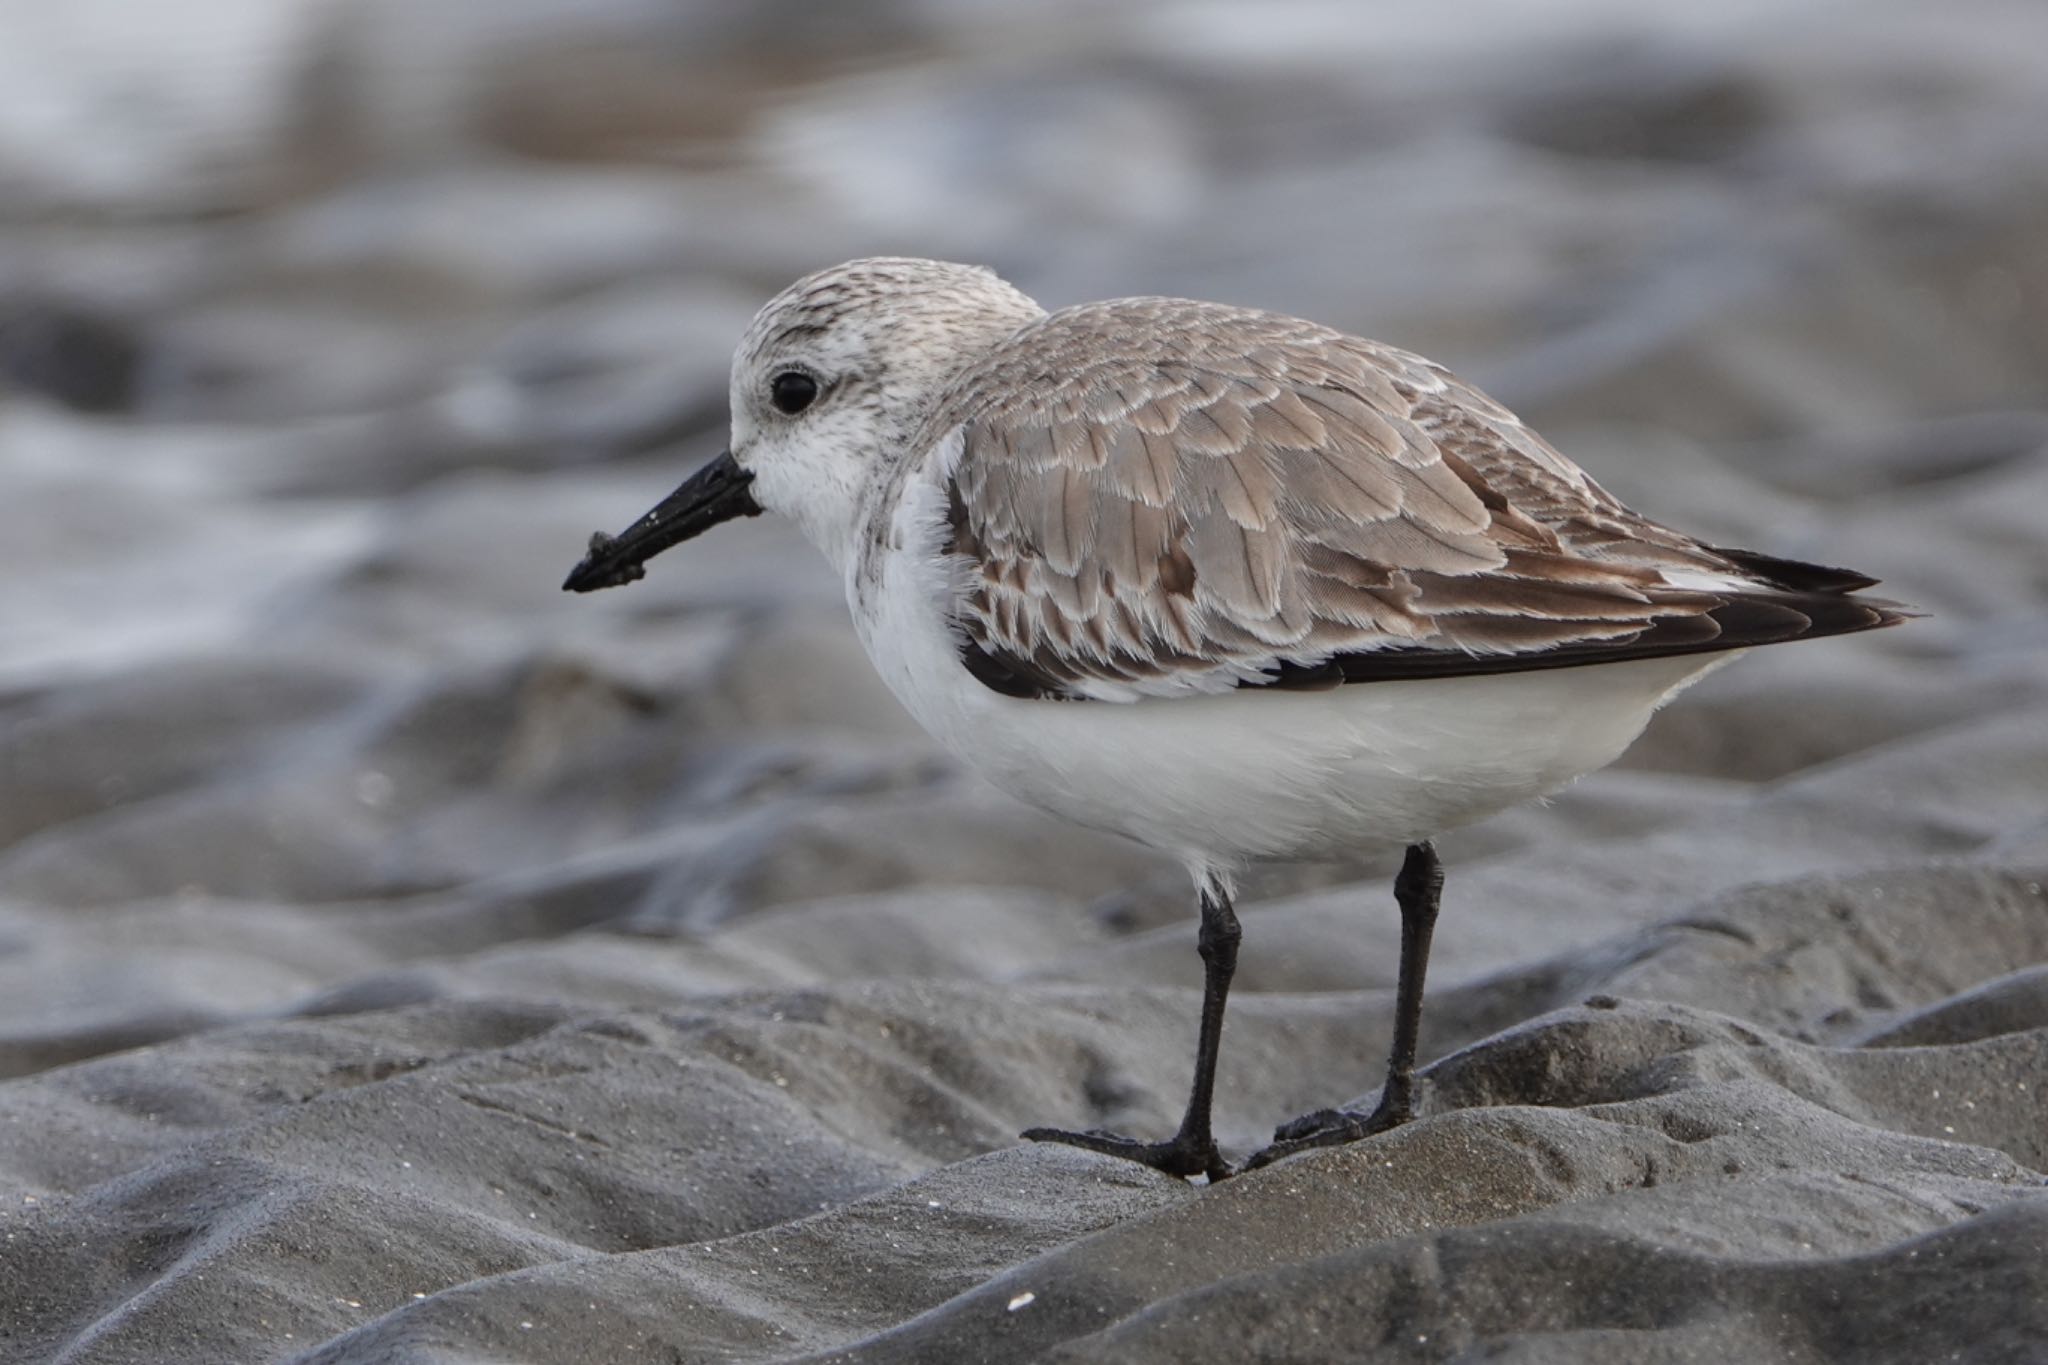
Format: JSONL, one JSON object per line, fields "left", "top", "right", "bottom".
{"left": 770, "top": 371, "right": 818, "bottom": 415}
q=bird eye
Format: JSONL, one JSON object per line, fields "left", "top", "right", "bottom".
{"left": 769, "top": 371, "right": 819, "bottom": 415}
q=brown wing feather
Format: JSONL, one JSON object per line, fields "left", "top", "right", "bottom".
{"left": 935, "top": 298, "right": 1909, "bottom": 702}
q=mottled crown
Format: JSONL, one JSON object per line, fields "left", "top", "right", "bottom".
{"left": 736, "top": 257, "right": 1043, "bottom": 380}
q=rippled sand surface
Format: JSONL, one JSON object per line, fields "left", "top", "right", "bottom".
{"left": 2, "top": 3, "right": 2045, "bottom": 1360}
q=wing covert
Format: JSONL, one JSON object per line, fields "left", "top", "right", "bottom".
{"left": 935, "top": 298, "right": 1899, "bottom": 702}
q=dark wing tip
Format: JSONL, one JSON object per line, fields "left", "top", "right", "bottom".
{"left": 1260, "top": 584, "right": 1917, "bottom": 687}
{"left": 1706, "top": 545, "right": 1884, "bottom": 595}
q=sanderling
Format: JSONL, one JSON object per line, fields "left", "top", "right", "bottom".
{"left": 564, "top": 257, "right": 1910, "bottom": 1180}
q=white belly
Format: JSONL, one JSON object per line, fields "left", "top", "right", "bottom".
{"left": 854, "top": 550, "right": 1733, "bottom": 874}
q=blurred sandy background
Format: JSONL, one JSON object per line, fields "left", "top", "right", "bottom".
{"left": 2, "top": 2, "right": 2046, "bottom": 1362}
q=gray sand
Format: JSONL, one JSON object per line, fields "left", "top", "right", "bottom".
{"left": 3, "top": 2, "right": 2047, "bottom": 1362}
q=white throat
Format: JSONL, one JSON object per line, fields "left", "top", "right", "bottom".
{"left": 746, "top": 450, "right": 874, "bottom": 579}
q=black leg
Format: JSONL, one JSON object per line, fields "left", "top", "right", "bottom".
{"left": 1245, "top": 841, "right": 1443, "bottom": 1171}
{"left": 1024, "top": 879, "right": 1240, "bottom": 1181}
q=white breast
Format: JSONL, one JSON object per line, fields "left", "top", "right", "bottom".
{"left": 850, "top": 530, "right": 1732, "bottom": 876}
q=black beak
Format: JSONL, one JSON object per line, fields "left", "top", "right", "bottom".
{"left": 562, "top": 450, "right": 763, "bottom": 593}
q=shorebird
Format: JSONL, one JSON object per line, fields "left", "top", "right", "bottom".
{"left": 563, "top": 257, "right": 1908, "bottom": 1181}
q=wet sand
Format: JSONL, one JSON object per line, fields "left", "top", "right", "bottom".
{"left": 2, "top": 2, "right": 2046, "bottom": 1360}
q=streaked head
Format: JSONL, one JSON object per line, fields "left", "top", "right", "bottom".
{"left": 564, "top": 257, "right": 1042, "bottom": 591}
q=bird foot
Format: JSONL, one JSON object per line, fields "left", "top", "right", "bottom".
{"left": 1240, "top": 1096, "right": 1413, "bottom": 1172}
{"left": 1022, "top": 1125, "right": 1232, "bottom": 1182}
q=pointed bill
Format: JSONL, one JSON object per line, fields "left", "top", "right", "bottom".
{"left": 562, "top": 451, "right": 762, "bottom": 593}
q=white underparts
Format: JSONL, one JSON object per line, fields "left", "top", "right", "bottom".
{"left": 852, "top": 526, "right": 1735, "bottom": 872}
